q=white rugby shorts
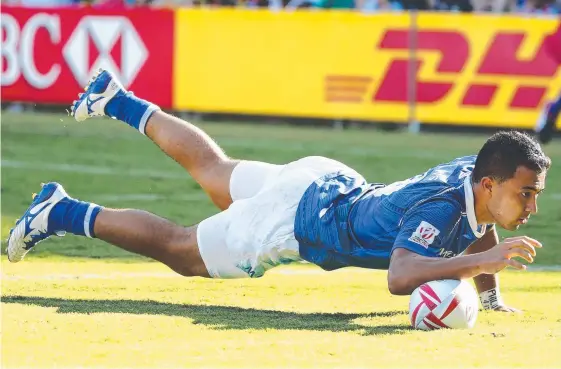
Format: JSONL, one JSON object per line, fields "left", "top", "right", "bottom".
{"left": 196, "top": 156, "right": 360, "bottom": 278}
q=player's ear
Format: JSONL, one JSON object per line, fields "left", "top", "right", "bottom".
{"left": 480, "top": 177, "right": 494, "bottom": 194}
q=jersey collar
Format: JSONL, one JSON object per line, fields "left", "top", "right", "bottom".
{"left": 464, "top": 174, "right": 486, "bottom": 238}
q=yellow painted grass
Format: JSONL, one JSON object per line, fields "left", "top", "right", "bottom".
{"left": 2, "top": 258, "right": 560, "bottom": 368}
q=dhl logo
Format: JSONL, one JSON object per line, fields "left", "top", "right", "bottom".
{"left": 325, "top": 29, "right": 559, "bottom": 110}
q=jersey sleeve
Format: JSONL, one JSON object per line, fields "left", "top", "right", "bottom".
{"left": 392, "top": 199, "right": 462, "bottom": 258}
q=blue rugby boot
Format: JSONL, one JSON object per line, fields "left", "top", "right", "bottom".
{"left": 7, "top": 183, "right": 69, "bottom": 262}
{"left": 70, "top": 68, "right": 160, "bottom": 135}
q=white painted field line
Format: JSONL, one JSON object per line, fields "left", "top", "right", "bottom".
{"left": 95, "top": 193, "right": 207, "bottom": 202}
{"left": 3, "top": 265, "right": 560, "bottom": 281}
{"left": 2, "top": 272, "right": 179, "bottom": 281}
{"left": 1, "top": 159, "right": 189, "bottom": 180}
{"left": 277, "top": 265, "right": 561, "bottom": 273}
{"left": 526, "top": 265, "right": 561, "bottom": 271}
{"left": 219, "top": 138, "right": 445, "bottom": 159}
{"left": 0, "top": 268, "right": 356, "bottom": 281}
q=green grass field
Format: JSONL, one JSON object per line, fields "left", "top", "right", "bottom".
{"left": 2, "top": 112, "right": 561, "bottom": 368}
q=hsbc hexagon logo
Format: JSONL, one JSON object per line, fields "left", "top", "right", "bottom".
{"left": 63, "top": 16, "right": 147, "bottom": 88}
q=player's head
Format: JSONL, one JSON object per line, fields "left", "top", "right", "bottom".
{"left": 472, "top": 131, "right": 551, "bottom": 231}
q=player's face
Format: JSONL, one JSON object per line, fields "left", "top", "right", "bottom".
{"left": 486, "top": 166, "right": 546, "bottom": 231}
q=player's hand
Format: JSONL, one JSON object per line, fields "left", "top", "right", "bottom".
{"left": 480, "top": 236, "right": 542, "bottom": 274}
{"left": 492, "top": 304, "right": 523, "bottom": 313}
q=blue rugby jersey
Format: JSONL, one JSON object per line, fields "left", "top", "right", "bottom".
{"left": 294, "top": 155, "right": 489, "bottom": 271}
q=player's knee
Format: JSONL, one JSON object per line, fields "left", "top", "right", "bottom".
{"left": 164, "top": 227, "right": 212, "bottom": 278}
{"left": 172, "top": 264, "right": 209, "bottom": 278}
{"left": 168, "top": 256, "right": 211, "bottom": 278}
{"left": 199, "top": 186, "right": 232, "bottom": 210}
{"left": 194, "top": 159, "right": 239, "bottom": 210}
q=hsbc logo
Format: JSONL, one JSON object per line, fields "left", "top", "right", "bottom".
{"left": 1, "top": 13, "right": 147, "bottom": 89}
{"left": 63, "top": 16, "right": 147, "bottom": 88}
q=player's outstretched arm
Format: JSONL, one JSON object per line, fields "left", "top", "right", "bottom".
{"left": 387, "top": 236, "right": 541, "bottom": 295}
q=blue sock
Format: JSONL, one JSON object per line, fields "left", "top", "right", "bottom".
{"left": 104, "top": 91, "right": 160, "bottom": 135}
{"left": 49, "top": 198, "right": 103, "bottom": 238}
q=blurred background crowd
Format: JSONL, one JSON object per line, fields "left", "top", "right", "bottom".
{"left": 2, "top": 0, "right": 561, "bottom": 14}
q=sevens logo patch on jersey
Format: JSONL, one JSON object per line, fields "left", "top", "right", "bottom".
{"left": 409, "top": 221, "right": 440, "bottom": 249}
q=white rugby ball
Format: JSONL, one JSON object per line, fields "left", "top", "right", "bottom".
{"left": 409, "top": 279, "right": 479, "bottom": 330}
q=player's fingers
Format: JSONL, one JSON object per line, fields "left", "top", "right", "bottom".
{"left": 493, "top": 305, "right": 516, "bottom": 313}
{"left": 521, "top": 236, "right": 542, "bottom": 249}
{"left": 506, "top": 236, "right": 542, "bottom": 249}
{"left": 508, "top": 307, "right": 523, "bottom": 314}
{"left": 509, "top": 240, "right": 537, "bottom": 257}
{"left": 496, "top": 305, "right": 523, "bottom": 314}
{"left": 520, "top": 240, "right": 536, "bottom": 257}
{"left": 508, "top": 247, "right": 534, "bottom": 263}
{"left": 505, "top": 258, "right": 527, "bottom": 271}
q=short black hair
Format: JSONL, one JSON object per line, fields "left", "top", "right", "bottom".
{"left": 473, "top": 131, "right": 551, "bottom": 183}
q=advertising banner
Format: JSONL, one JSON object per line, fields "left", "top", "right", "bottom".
{"left": 4, "top": 7, "right": 559, "bottom": 128}
{"left": 412, "top": 14, "right": 561, "bottom": 127}
{"left": 173, "top": 10, "right": 412, "bottom": 122}
{"left": 174, "top": 10, "right": 561, "bottom": 128}
{"left": 1, "top": 6, "right": 174, "bottom": 108}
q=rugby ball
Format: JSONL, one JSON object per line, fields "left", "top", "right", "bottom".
{"left": 409, "top": 279, "right": 479, "bottom": 330}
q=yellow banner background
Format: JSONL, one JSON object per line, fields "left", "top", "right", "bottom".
{"left": 173, "top": 9, "right": 561, "bottom": 128}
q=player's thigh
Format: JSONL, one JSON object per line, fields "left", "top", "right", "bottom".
{"left": 196, "top": 207, "right": 251, "bottom": 279}
{"left": 229, "top": 160, "right": 285, "bottom": 201}
{"left": 197, "top": 196, "right": 302, "bottom": 279}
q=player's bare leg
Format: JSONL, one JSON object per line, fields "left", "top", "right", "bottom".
{"left": 93, "top": 208, "right": 210, "bottom": 277}
{"left": 7, "top": 182, "right": 210, "bottom": 277}
{"left": 144, "top": 111, "right": 239, "bottom": 210}
{"left": 70, "top": 68, "right": 241, "bottom": 210}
